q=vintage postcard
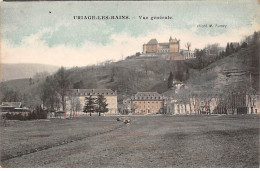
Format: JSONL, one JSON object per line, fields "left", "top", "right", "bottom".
{"left": 0, "top": 0, "right": 259, "bottom": 168}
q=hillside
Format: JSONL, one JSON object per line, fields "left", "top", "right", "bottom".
{"left": 185, "top": 46, "right": 259, "bottom": 93}
{"left": 0, "top": 44, "right": 259, "bottom": 108}
{"left": 0, "top": 58, "right": 191, "bottom": 105}
{"left": 0, "top": 63, "right": 59, "bottom": 82}
{"left": 65, "top": 58, "right": 193, "bottom": 101}
{"left": 0, "top": 78, "right": 45, "bottom": 108}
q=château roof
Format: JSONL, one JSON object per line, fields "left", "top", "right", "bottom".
{"left": 132, "top": 92, "right": 164, "bottom": 100}
{"left": 169, "top": 37, "right": 179, "bottom": 43}
{"left": 146, "top": 37, "right": 180, "bottom": 46}
{"left": 147, "top": 39, "right": 158, "bottom": 45}
{"left": 67, "top": 89, "right": 117, "bottom": 96}
{"left": 158, "top": 43, "right": 169, "bottom": 46}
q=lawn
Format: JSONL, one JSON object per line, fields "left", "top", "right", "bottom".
{"left": 1, "top": 114, "right": 259, "bottom": 167}
{"left": 0, "top": 116, "right": 123, "bottom": 161}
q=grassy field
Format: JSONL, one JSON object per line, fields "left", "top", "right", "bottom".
{"left": 0, "top": 117, "right": 124, "bottom": 161}
{"left": 0, "top": 115, "right": 259, "bottom": 168}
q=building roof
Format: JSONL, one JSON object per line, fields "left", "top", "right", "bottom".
{"left": 1, "top": 102, "right": 22, "bottom": 108}
{"left": 147, "top": 39, "right": 158, "bottom": 45}
{"left": 67, "top": 89, "right": 117, "bottom": 96}
{"left": 158, "top": 43, "right": 169, "bottom": 46}
{"left": 132, "top": 92, "right": 164, "bottom": 100}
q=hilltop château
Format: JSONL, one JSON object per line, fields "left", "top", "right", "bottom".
{"left": 143, "top": 36, "right": 180, "bottom": 54}
{"left": 138, "top": 36, "right": 196, "bottom": 61}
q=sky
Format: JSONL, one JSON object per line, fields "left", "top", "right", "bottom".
{"left": 1, "top": 0, "right": 260, "bottom": 67}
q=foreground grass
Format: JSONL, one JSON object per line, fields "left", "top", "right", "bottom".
{"left": 1, "top": 114, "right": 259, "bottom": 167}
{"left": 0, "top": 116, "right": 123, "bottom": 161}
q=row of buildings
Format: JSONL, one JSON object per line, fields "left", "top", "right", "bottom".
{"left": 124, "top": 92, "right": 260, "bottom": 116}
{"left": 1, "top": 87, "right": 259, "bottom": 117}
{"left": 64, "top": 85, "right": 259, "bottom": 116}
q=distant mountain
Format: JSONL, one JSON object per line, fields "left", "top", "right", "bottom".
{"left": 1, "top": 63, "right": 59, "bottom": 82}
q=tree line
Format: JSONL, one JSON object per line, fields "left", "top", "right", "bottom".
{"left": 191, "top": 31, "right": 259, "bottom": 70}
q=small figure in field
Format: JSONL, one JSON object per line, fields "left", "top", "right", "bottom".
{"left": 3, "top": 115, "right": 7, "bottom": 127}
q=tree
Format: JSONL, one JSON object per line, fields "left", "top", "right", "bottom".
{"left": 33, "top": 71, "right": 50, "bottom": 80}
{"left": 241, "top": 42, "right": 248, "bottom": 48}
{"left": 185, "top": 42, "right": 191, "bottom": 51}
{"left": 174, "top": 65, "right": 184, "bottom": 82}
{"left": 110, "top": 66, "right": 116, "bottom": 82}
{"left": 251, "top": 31, "right": 259, "bottom": 67}
{"left": 67, "top": 91, "right": 76, "bottom": 118}
{"left": 40, "top": 76, "right": 60, "bottom": 111}
{"left": 75, "top": 97, "right": 82, "bottom": 117}
{"left": 230, "top": 43, "right": 235, "bottom": 54}
{"left": 195, "top": 49, "right": 206, "bottom": 69}
{"left": 183, "top": 68, "right": 190, "bottom": 81}
{"left": 167, "top": 72, "right": 174, "bottom": 89}
{"left": 252, "top": 31, "right": 258, "bottom": 45}
{"left": 235, "top": 43, "right": 240, "bottom": 52}
{"left": 225, "top": 43, "right": 230, "bottom": 56}
{"left": 83, "top": 95, "right": 96, "bottom": 116}
{"left": 54, "top": 67, "right": 70, "bottom": 113}
{"left": 95, "top": 95, "right": 108, "bottom": 116}
{"left": 1, "top": 88, "right": 21, "bottom": 102}
{"left": 73, "top": 80, "right": 84, "bottom": 89}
